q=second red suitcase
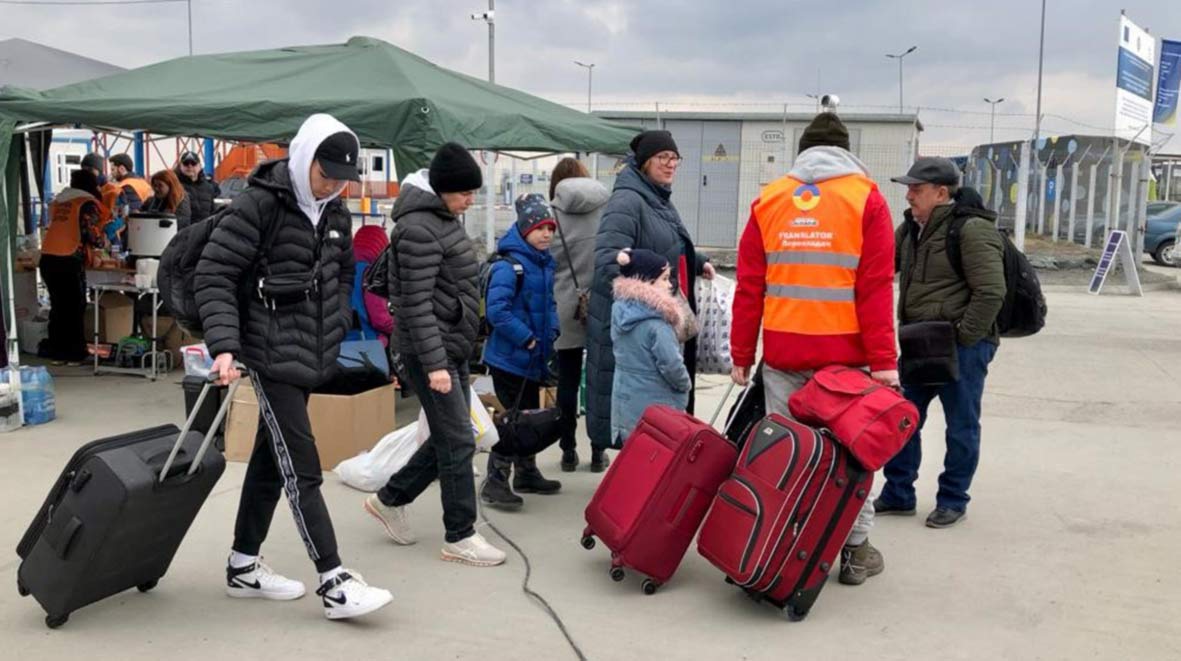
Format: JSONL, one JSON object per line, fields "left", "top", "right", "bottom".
{"left": 696, "top": 413, "right": 871, "bottom": 620}
{"left": 581, "top": 405, "right": 738, "bottom": 594}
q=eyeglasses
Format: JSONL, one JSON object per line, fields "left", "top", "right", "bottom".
{"left": 181, "top": 160, "right": 200, "bottom": 167}
{"left": 653, "top": 154, "right": 682, "bottom": 166}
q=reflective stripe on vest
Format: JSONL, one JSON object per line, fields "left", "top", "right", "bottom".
{"left": 752, "top": 173, "right": 874, "bottom": 336}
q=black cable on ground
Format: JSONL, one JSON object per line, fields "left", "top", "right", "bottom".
{"left": 478, "top": 504, "right": 588, "bottom": 661}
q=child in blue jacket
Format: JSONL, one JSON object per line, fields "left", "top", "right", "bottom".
{"left": 480, "top": 194, "right": 562, "bottom": 510}
{"left": 610, "top": 249, "right": 694, "bottom": 445}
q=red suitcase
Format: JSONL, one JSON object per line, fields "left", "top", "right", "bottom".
{"left": 696, "top": 414, "right": 871, "bottom": 620}
{"left": 581, "top": 404, "right": 738, "bottom": 594}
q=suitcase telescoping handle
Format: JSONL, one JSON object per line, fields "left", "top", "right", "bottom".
{"left": 708, "top": 380, "right": 738, "bottom": 427}
{"left": 159, "top": 368, "right": 242, "bottom": 483}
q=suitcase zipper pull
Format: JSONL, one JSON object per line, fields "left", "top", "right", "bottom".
{"left": 688, "top": 439, "right": 704, "bottom": 463}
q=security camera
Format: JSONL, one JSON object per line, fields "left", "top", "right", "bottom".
{"left": 820, "top": 95, "right": 840, "bottom": 112}
{"left": 470, "top": 10, "right": 494, "bottom": 20}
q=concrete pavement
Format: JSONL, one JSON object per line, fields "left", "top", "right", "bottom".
{"left": 1, "top": 286, "right": 1179, "bottom": 660}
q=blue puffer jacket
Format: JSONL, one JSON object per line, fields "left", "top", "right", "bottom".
{"left": 481, "top": 225, "right": 559, "bottom": 382}
{"left": 610, "top": 276, "right": 692, "bottom": 444}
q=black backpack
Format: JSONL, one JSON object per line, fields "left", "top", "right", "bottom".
{"left": 944, "top": 209, "right": 1047, "bottom": 338}
{"left": 478, "top": 252, "right": 524, "bottom": 338}
{"left": 156, "top": 206, "right": 280, "bottom": 338}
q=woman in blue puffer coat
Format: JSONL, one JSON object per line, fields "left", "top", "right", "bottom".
{"left": 480, "top": 194, "right": 562, "bottom": 510}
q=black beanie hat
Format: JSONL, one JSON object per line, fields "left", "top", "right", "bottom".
{"left": 429, "top": 142, "right": 483, "bottom": 194}
{"left": 630, "top": 130, "right": 679, "bottom": 168}
{"left": 798, "top": 113, "right": 851, "bottom": 153}
{"left": 616, "top": 248, "right": 669, "bottom": 282}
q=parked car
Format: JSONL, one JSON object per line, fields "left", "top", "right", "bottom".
{"left": 1145, "top": 204, "right": 1180, "bottom": 267}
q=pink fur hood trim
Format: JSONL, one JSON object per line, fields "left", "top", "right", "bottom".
{"left": 613, "top": 277, "right": 697, "bottom": 341}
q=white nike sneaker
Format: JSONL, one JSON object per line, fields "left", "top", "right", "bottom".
{"left": 363, "top": 494, "right": 416, "bottom": 545}
{"left": 440, "top": 532, "right": 507, "bottom": 567}
{"left": 225, "top": 558, "right": 306, "bottom": 600}
{"left": 317, "top": 571, "right": 393, "bottom": 620}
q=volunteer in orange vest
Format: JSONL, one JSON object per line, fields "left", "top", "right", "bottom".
{"left": 731, "top": 112, "right": 899, "bottom": 587}
{"left": 81, "top": 152, "right": 118, "bottom": 229}
{"left": 40, "top": 169, "right": 109, "bottom": 364}
{"left": 108, "top": 153, "right": 151, "bottom": 243}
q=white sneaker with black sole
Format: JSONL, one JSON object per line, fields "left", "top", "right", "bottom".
{"left": 317, "top": 571, "right": 393, "bottom": 620}
{"left": 225, "top": 558, "right": 306, "bottom": 600}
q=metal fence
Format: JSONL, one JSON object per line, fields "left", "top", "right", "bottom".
{"left": 963, "top": 136, "right": 1152, "bottom": 252}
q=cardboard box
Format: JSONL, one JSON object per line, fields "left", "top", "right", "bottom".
{"left": 540, "top": 386, "right": 557, "bottom": 409}
{"left": 84, "top": 293, "right": 134, "bottom": 343}
{"left": 140, "top": 314, "right": 195, "bottom": 364}
{"left": 225, "top": 378, "right": 397, "bottom": 471}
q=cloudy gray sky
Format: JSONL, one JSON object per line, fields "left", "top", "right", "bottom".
{"left": 3, "top": 0, "right": 1179, "bottom": 150}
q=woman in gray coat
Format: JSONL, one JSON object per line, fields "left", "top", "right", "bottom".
{"left": 548, "top": 158, "right": 610, "bottom": 472}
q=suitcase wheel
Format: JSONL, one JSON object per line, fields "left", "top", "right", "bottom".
{"left": 781, "top": 605, "right": 807, "bottom": 622}
{"left": 580, "top": 535, "right": 596, "bottom": 551}
{"left": 641, "top": 579, "right": 660, "bottom": 596}
{"left": 137, "top": 579, "right": 159, "bottom": 593}
{"left": 45, "top": 613, "right": 69, "bottom": 629}
{"left": 16, "top": 578, "right": 28, "bottom": 597}
{"left": 609, "top": 567, "right": 626, "bottom": 583}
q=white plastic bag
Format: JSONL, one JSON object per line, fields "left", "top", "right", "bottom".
{"left": 416, "top": 386, "right": 499, "bottom": 452}
{"left": 695, "top": 275, "right": 735, "bottom": 375}
{"left": 334, "top": 423, "right": 423, "bottom": 492}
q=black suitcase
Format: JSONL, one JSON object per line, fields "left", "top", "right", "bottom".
{"left": 722, "top": 363, "right": 765, "bottom": 445}
{"left": 182, "top": 375, "right": 226, "bottom": 450}
{"left": 16, "top": 377, "right": 237, "bottom": 629}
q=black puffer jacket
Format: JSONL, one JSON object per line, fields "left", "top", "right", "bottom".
{"left": 194, "top": 159, "right": 354, "bottom": 388}
{"left": 177, "top": 167, "right": 221, "bottom": 222}
{"left": 386, "top": 181, "right": 480, "bottom": 373}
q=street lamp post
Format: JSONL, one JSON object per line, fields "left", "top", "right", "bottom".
{"left": 471, "top": 1, "right": 496, "bottom": 251}
{"left": 885, "top": 45, "right": 917, "bottom": 113}
{"left": 575, "top": 61, "right": 595, "bottom": 113}
{"left": 984, "top": 97, "right": 1006, "bottom": 143}
{"left": 805, "top": 94, "right": 821, "bottom": 113}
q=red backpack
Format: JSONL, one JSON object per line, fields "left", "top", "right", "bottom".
{"left": 787, "top": 366, "right": 919, "bottom": 471}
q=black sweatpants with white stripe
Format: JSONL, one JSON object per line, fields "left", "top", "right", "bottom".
{"left": 232, "top": 371, "right": 341, "bottom": 573}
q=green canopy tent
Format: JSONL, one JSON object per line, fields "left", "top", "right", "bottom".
{"left": 0, "top": 35, "right": 637, "bottom": 364}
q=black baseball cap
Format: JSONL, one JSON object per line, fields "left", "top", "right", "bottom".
{"left": 314, "top": 131, "right": 361, "bottom": 182}
{"left": 891, "top": 156, "right": 960, "bottom": 186}
{"left": 179, "top": 151, "right": 201, "bottom": 165}
{"left": 110, "top": 153, "right": 134, "bottom": 170}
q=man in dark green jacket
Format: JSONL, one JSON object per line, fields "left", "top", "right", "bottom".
{"left": 876, "top": 157, "right": 1005, "bottom": 529}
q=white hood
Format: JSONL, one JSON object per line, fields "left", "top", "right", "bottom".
{"left": 288, "top": 113, "right": 358, "bottom": 227}
{"left": 400, "top": 168, "right": 434, "bottom": 194}
{"left": 788, "top": 146, "right": 872, "bottom": 184}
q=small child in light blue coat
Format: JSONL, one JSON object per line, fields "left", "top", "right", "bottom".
{"left": 610, "top": 248, "right": 695, "bottom": 445}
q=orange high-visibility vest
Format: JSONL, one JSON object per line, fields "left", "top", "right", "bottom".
{"left": 751, "top": 174, "right": 874, "bottom": 336}
{"left": 100, "top": 181, "right": 121, "bottom": 222}
{"left": 118, "top": 176, "right": 153, "bottom": 205}
{"left": 42, "top": 195, "right": 98, "bottom": 257}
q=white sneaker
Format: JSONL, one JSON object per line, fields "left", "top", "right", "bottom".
{"left": 225, "top": 558, "right": 306, "bottom": 601}
{"left": 363, "top": 494, "right": 416, "bottom": 545}
{"left": 440, "top": 532, "right": 507, "bottom": 567}
{"left": 317, "top": 571, "right": 393, "bottom": 620}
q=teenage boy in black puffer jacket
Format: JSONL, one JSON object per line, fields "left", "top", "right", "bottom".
{"left": 197, "top": 113, "right": 393, "bottom": 620}
{"left": 363, "top": 143, "right": 508, "bottom": 568}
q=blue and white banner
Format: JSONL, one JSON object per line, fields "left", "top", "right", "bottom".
{"left": 1154, "top": 39, "right": 1181, "bottom": 126}
{"left": 1114, "top": 14, "right": 1154, "bottom": 145}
